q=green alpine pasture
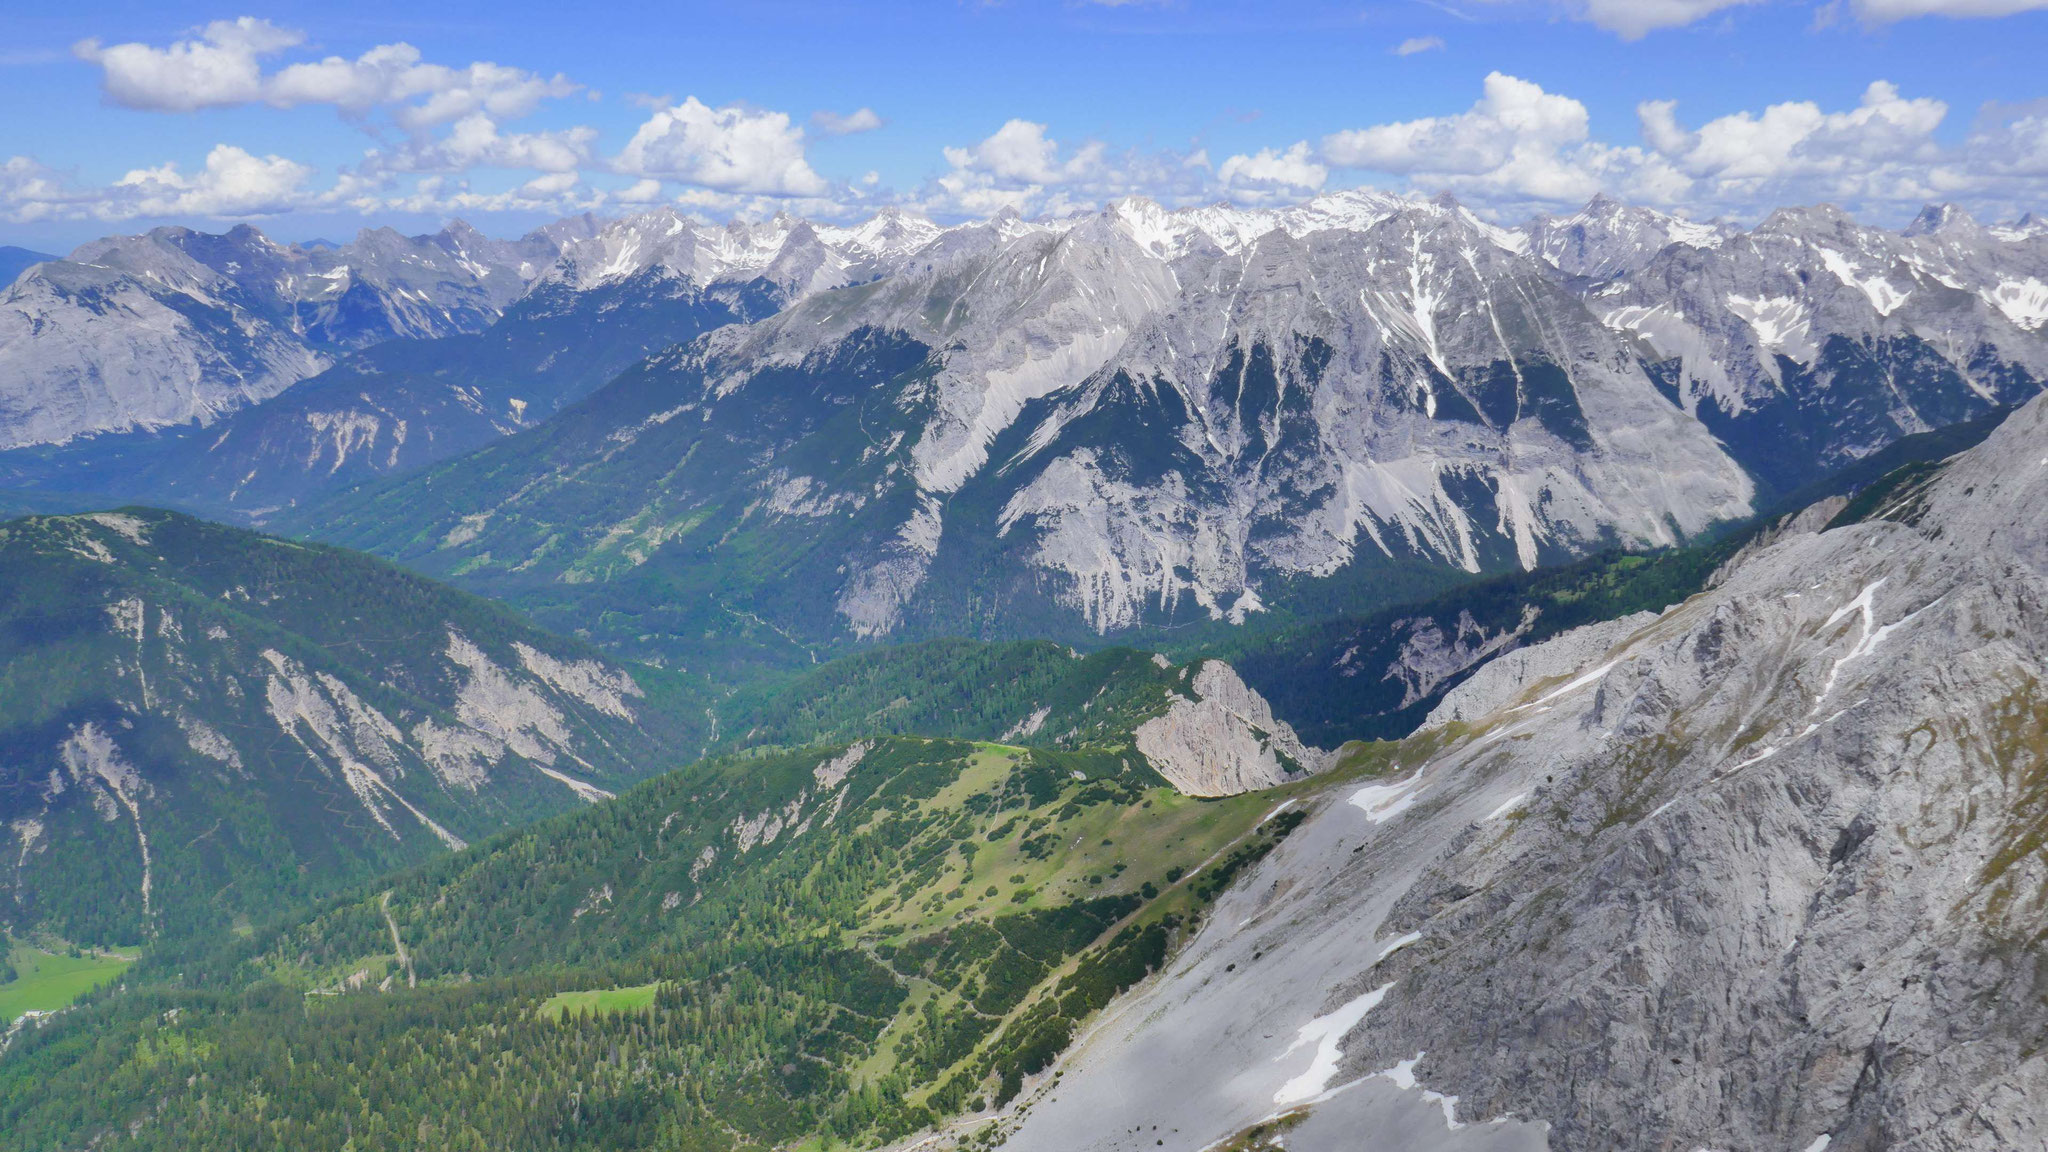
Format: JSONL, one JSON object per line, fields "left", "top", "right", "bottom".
{"left": 0, "top": 941, "right": 136, "bottom": 1024}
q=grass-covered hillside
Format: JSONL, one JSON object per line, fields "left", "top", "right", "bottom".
{"left": 0, "top": 734, "right": 1390, "bottom": 1151}
{"left": 0, "top": 509, "right": 708, "bottom": 947}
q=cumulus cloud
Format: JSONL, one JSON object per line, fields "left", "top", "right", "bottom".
{"left": 943, "top": 120, "right": 1103, "bottom": 186}
{"left": 1325, "top": 72, "right": 1587, "bottom": 175}
{"left": 113, "top": 144, "right": 313, "bottom": 217}
{"left": 1317, "top": 72, "right": 1670, "bottom": 207}
{"left": 1316, "top": 72, "right": 2042, "bottom": 219}
{"left": 0, "top": 144, "right": 314, "bottom": 222}
{"left": 812, "top": 107, "right": 884, "bottom": 136}
{"left": 1393, "top": 35, "right": 1446, "bottom": 55}
{"left": 1508, "top": 0, "right": 2046, "bottom": 34}
{"left": 0, "top": 156, "right": 106, "bottom": 223}
{"left": 1467, "top": 0, "right": 1763, "bottom": 38}
{"left": 268, "top": 45, "right": 578, "bottom": 130}
{"left": 615, "top": 178, "right": 666, "bottom": 204}
{"left": 1306, "top": 71, "right": 1986, "bottom": 217}
{"left": 374, "top": 171, "right": 605, "bottom": 216}
{"left": 73, "top": 18, "right": 578, "bottom": 127}
{"left": 372, "top": 113, "right": 598, "bottom": 175}
{"left": 1217, "top": 143, "right": 1328, "bottom": 200}
{"left": 614, "top": 98, "right": 828, "bottom": 196}
{"left": 920, "top": 119, "right": 1213, "bottom": 217}
{"left": 33, "top": 20, "right": 2048, "bottom": 233}
{"left": 1573, "top": 0, "right": 1765, "bottom": 37}
{"left": 73, "top": 17, "right": 299, "bottom": 112}
{"left": 1642, "top": 80, "right": 1949, "bottom": 206}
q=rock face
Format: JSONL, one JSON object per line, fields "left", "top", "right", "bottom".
{"left": 1587, "top": 203, "right": 2048, "bottom": 493}
{"left": 1133, "top": 661, "right": 1328, "bottom": 796}
{"left": 283, "top": 193, "right": 2048, "bottom": 670}
{"left": 995, "top": 389, "right": 2048, "bottom": 1150}
{"left": 1523, "top": 193, "right": 1735, "bottom": 283}
{"left": 15, "top": 192, "right": 2048, "bottom": 664}
{"left": 0, "top": 207, "right": 962, "bottom": 516}
{"left": 0, "top": 221, "right": 561, "bottom": 449}
{"left": 301, "top": 192, "right": 1762, "bottom": 666}
{"left": 1419, "top": 608, "right": 1657, "bottom": 727}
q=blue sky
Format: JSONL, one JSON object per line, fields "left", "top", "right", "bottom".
{"left": 5, "top": 0, "right": 2048, "bottom": 249}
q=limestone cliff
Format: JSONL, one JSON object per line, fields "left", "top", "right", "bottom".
{"left": 1133, "top": 661, "right": 1328, "bottom": 797}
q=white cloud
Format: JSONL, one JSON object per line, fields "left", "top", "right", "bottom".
{"left": 1302, "top": 72, "right": 2005, "bottom": 217}
{"left": 3, "top": 144, "right": 333, "bottom": 224}
{"left": 1576, "top": 0, "right": 1764, "bottom": 37}
{"left": 375, "top": 171, "right": 604, "bottom": 216}
{"left": 1304, "top": 73, "right": 1652, "bottom": 212}
{"left": 73, "top": 17, "right": 300, "bottom": 112}
{"left": 614, "top": 97, "right": 828, "bottom": 196}
{"left": 1502, "top": 0, "right": 2045, "bottom": 35}
{"left": 1393, "top": 35, "right": 1447, "bottom": 54}
{"left": 616, "top": 178, "right": 665, "bottom": 204}
{"left": 1218, "top": 143, "right": 1328, "bottom": 200}
{"left": 1325, "top": 72, "right": 1587, "bottom": 175}
{"left": 1317, "top": 71, "right": 1664, "bottom": 208}
{"left": 270, "top": 46, "right": 578, "bottom": 130}
{"left": 1469, "top": 0, "right": 1762, "bottom": 37}
{"left": 73, "top": 18, "right": 578, "bottom": 129}
{"left": 1645, "top": 80, "right": 1948, "bottom": 200}
{"left": 111, "top": 144, "right": 314, "bottom": 218}
{"left": 0, "top": 156, "right": 103, "bottom": 223}
{"left": 942, "top": 120, "right": 1102, "bottom": 186}
{"left": 921, "top": 119, "right": 1213, "bottom": 217}
{"left": 812, "top": 107, "right": 884, "bottom": 136}
{"left": 1850, "top": 0, "right": 2048, "bottom": 17}
{"left": 373, "top": 113, "right": 598, "bottom": 174}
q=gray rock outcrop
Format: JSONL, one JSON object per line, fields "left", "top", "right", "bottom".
{"left": 998, "top": 378, "right": 2048, "bottom": 1152}
{"left": 1133, "top": 660, "right": 1328, "bottom": 796}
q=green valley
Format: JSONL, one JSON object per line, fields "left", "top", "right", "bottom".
{"left": 0, "top": 733, "right": 1378, "bottom": 1150}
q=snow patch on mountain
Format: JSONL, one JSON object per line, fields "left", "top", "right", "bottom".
{"left": 1987, "top": 277, "right": 2048, "bottom": 330}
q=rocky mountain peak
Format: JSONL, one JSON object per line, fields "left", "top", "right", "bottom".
{"left": 1903, "top": 201, "right": 1981, "bottom": 237}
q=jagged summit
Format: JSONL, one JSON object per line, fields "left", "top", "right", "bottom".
{"left": 1903, "top": 201, "right": 1980, "bottom": 236}
{"left": 8, "top": 189, "right": 2048, "bottom": 664}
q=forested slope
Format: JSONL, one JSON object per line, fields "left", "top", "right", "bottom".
{"left": 0, "top": 509, "right": 707, "bottom": 946}
{"left": 0, "top": 734, "right": 1373, "bottom": 1150}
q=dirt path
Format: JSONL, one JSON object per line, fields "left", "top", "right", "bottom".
{"left": 379, "top": 892, "right": 415, "bottom": 989}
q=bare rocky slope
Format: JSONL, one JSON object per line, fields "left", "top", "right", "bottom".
{"left": 0, "top": 221, "right": 570, "bottom": 449}
{"left": 982, "top": 383, "right": 2048, "bottom": 1151}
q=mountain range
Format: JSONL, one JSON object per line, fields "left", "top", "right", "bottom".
{"left": 277, "top": 191, "right": 2047, "bottom": 676}
{"left": 8, "top": 194, "right": 2045, "bottom": 678}
{"left": 3, "top": 188, "right": 2048, "bottom": 1151}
